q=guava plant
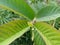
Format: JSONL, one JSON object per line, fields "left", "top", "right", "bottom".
{"left": 0, "top": 0, "right": 60, "bottom": 45}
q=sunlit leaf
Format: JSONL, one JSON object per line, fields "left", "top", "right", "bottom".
{"left": 0, "top": 20, "right": 29, "bottom": 45}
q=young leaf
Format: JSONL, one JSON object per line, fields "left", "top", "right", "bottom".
{"left": 0, "top": 20, "right": 29, "bottom": 45}
{"left": 34, "top": 22, "right": 60, "bottom": 45}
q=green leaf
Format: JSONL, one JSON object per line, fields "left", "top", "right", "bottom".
{"left": 33, "top": 30, "right": 46, "bottom": 45}
{"left": 36, "top": 5, "right": 60, "bottom": 21}
{"left": 0, "top": 0, "right": 35, "bottom": 20}
{"left": 34, "top": 22, "right": 60, "bottom": 45}
{"left": 0, "top": 20, "right": 29, "bottom": 45}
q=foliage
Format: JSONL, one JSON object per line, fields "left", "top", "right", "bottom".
{"left": 10, "top": 30, "right": 33, "bottom": 45}
{"left": 0, "top": 8, "right": 24, "bottom": 25}
{"left": 0, "top": 8, "right": 32, "bottom": 45}
{"left": 0, "top": 0, "right": 60, "bottom": 45}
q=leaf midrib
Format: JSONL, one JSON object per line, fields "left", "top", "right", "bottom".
{"left": 35, "top": 27, "right": 52, "bottom": 45}
{"left": 0, "top": 27, "right": 30, "bottom": 45}
{"left": 0, "top": 5, "right": 30, "bottom": 21}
